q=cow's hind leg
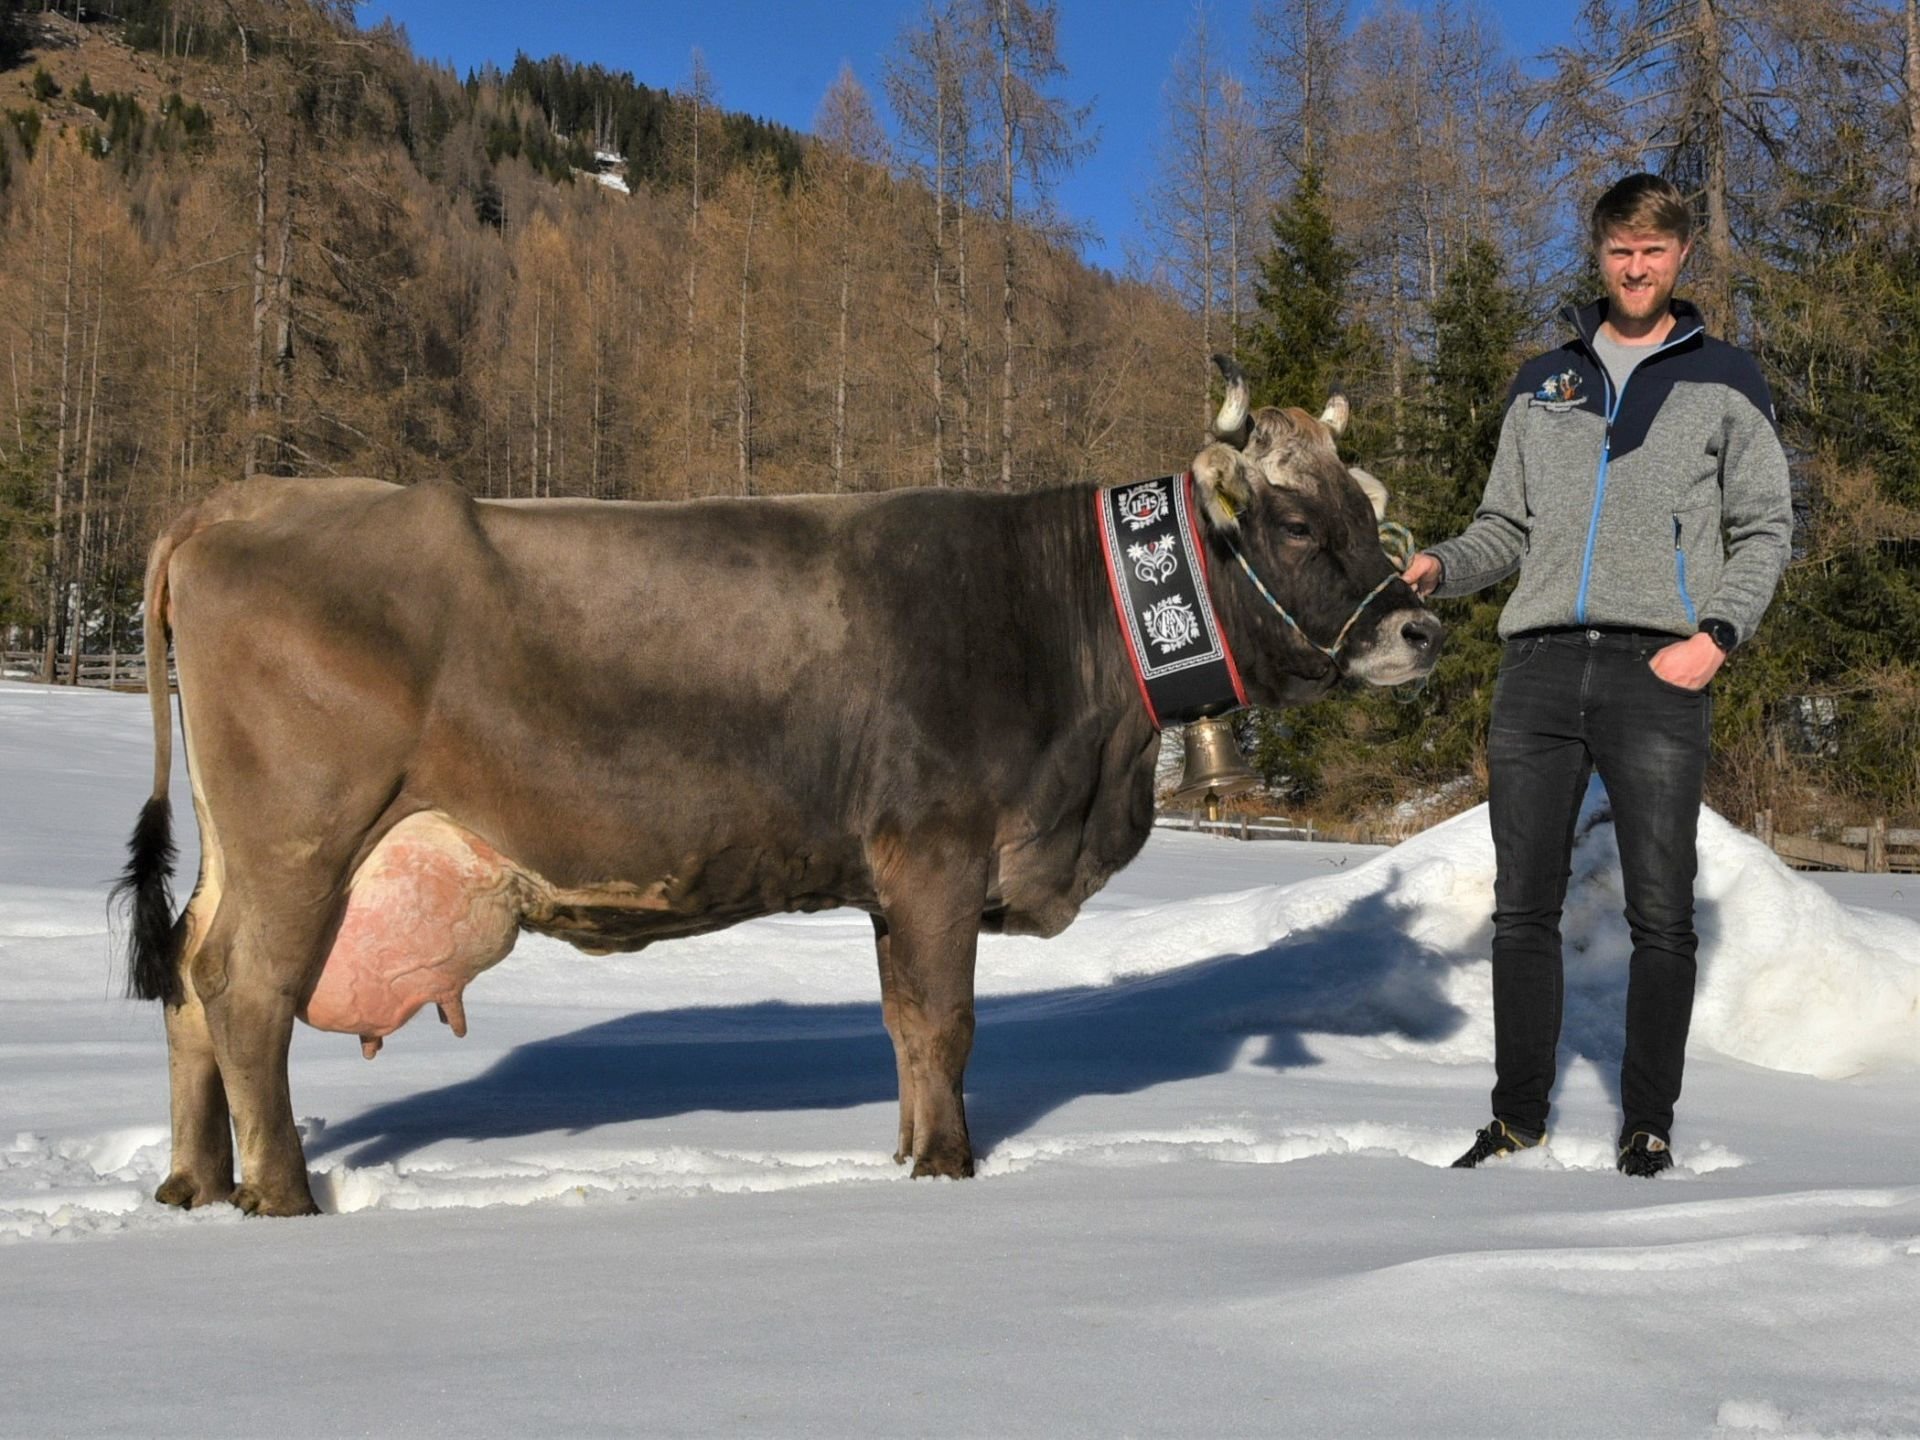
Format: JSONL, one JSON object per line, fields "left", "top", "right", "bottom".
{"left": 871, "top": 835, "right": 988, "bottom": 1179}
{"left": 196, "top": 895, "right": 334, "bottom": 1217}
{"left": 155, "top": 972, "right": 234, "bottom": 1208}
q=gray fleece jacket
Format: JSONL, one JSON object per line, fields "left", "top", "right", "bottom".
{"left": 1424, "top": 298, "right": 1793, "bottom": 645}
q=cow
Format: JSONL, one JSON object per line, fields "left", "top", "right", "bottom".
{"left": 113, "top": 361, "right": 1442, "bottom": 1216}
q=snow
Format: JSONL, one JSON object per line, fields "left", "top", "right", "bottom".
{"left": 2, "top": 678, "right": 1917, "bottom": 1438}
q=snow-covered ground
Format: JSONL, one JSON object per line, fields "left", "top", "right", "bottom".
{"left": 3, "top": 679, "right": 1917, "bottom": 1439}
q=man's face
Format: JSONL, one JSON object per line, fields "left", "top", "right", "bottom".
{"left": 1597, "top": 227, "right": 1690, "bottom": 326}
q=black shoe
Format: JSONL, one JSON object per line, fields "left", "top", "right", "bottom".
{"left": 1450, "top": 1119, "right": 1545, "bottom": 1169}
{"left": 1617, "top": 1131, "right": 1674, "bottom": 1178}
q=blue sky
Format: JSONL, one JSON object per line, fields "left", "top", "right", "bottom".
{"left": 371, "top": 1, "right": 1566, "bottom": 270}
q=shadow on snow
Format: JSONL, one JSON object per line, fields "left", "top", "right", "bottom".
{"left": 310, "top": 881, "right": 1476, "bottom": 1170}
{"left": 308, "top": 821, "right": 1707, "bottom": 1170}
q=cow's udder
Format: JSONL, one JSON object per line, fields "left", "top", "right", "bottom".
{"left": 300, "top": 812, "right": 521, "bottom": 1051}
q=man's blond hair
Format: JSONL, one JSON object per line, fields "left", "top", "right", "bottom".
{"left": 1589, "top": 173, "right": 1693, "bottom": 250}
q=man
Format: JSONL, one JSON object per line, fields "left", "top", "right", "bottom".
{"left": 1401, "top": 174, "right": 1793, "bottom": 1177}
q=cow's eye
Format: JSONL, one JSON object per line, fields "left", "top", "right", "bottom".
{"left": 1281, "top": 520, "right": 1312, "bottom": 540}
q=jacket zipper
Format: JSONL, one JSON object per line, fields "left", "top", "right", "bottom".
{"left": 1673, "top": 514, "right": 1696, "bottom": 624}
{"left": 1573, "top": 324, "right": 1704, "bottom": 624}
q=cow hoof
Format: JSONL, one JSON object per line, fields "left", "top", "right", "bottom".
{"left": 230, "top": 1183, "right": 321, "bottom": 1217}
{"left": 909, "top": 1150, "right": 975, "bottom": 1180}
{"left": 154, "top": 1172, "right": 234, "bottom": 1210}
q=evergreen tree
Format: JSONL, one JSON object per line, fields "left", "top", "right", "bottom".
{"left": 1242, "top": 163, "right": 1354, "bottom": 415}
{"left": 1249, "top": 235, "right": 1525, "bottom": 810}
{"left": 1239, "top": 165, "right": 1366, "bottom": 800}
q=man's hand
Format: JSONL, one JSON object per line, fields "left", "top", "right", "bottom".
{"left": 1649, "top": 633, "right": 1725, "bottom": 691}
{"left": 1401, "top": 552, "right": 1442, "bottom": 598}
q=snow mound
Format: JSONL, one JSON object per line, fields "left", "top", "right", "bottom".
{"left": 974, "top": 778, "right": 1920, "bottom": 1081}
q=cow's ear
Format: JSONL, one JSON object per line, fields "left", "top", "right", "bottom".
{"left": 1191, "top": 443, "right": 1255, "bottom": 532}
{"left": 1347, "top": 465, "right": 1389, "bottom": 522}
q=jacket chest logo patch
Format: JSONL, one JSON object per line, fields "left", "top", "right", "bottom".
{"left": 1532, "top": 369, "right": 1585, "bottom": 406}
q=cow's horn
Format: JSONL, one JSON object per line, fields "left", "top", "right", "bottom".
{"left": 1210, "top": 353, "right": 1251, "bottom": 445}
{"left": 1319, "top": 394, "right": 1350, "bottom": 437}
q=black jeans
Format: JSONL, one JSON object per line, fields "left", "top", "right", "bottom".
{"left": 1486, "top": 628, "right": 1712, "bottom": 1144}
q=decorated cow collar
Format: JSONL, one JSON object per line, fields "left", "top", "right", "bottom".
{"left": 1096, "top": 473, "right": 1247, "bottom": 728}
{"left": 1097, "top": 474, "right": 1418, "bottom": 729}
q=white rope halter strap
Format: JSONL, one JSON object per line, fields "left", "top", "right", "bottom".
{"left": 1225, "top": 520, "right": 1418, "bottom": 664}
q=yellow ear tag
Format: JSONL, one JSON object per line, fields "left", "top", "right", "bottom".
{"left": 1215, "top": 490, "right": 1238, "bottom": 521}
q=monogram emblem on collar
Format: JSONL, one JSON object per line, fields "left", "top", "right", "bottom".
{"left": 1140, "top": 595, "right": 1202, "bottom": 654}
{"left": 1117, "top": 480, "right": 1170, "bottom": 530}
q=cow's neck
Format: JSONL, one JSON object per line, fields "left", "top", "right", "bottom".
{"left": 1006, "top": 484, "right": 1166, "bottom": 733}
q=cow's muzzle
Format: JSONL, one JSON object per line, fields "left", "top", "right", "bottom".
{"left": 1343, "top": 606, "right": 1443, "bottom": 687}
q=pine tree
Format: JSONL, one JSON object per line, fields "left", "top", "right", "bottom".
{"left": 1416, "top": 237, "right": 1528, "bottom": 536}
{"left": 1242, "top": 164, "right": 1354, "bottom": 416}
{"left": 1248, "top": 234, "right": 1526, "bottom": 809}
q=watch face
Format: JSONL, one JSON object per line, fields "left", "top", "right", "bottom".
{"left": 1704, "top": 621, "right": 1736, "bottom": 653}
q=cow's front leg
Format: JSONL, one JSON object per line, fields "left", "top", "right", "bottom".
{"left": 198, "top": 906, "right": 324, "bottom": 1217}
{"left": 871, "top": 914, "right": 917, "bottom": 1165}
{"left": 872, "top": 836, "right": 988, "bottom": 1179}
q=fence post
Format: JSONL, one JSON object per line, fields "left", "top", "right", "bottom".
{"left": 1869, "top": 817, "right": 1888, "bottom": 874}
{"left": 1755, "top": 808, "right": 1774, "bottom": 848}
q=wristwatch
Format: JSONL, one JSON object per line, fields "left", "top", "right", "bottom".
{"left": 1699, "top": 618, "right": 1738, "bottom": 654}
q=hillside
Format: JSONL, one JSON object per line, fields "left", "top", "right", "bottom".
{"left": 0, "top": 1, "right": 1204, "bottom": 660}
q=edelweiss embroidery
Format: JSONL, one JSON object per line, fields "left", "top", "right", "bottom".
{"left": 1118, "top": 480, "right": 1169, "bottom": 531}
{"left": 1140, "top": 595, "right": 1201, "bottom": 654}
{"left": 1127, "top": 535, "right": 1178, "bottom": 585}
{"left": 1534, "top": 369, "right": 1584, "bottom": 405}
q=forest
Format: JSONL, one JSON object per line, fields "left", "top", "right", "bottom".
{"left": 1, "top": 0, "right": 1917, "bottom": 829}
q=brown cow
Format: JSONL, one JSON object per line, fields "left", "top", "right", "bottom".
{"left": 115, "top": 367, "right": 1441, "bottom": 1215}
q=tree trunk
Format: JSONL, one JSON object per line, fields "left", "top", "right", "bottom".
{"left": 270, "top": 165, "right": 295, "bottom": 475}
{"left": 1697, "top": 0, "right": 1734, "bottom": 333}
{"left": 833, "top": 185, "right": 851, "bottom": 491}
{"left": 41, "top": 178, "right": 76, "bottom": 684}
{"left": 998, "top": 0, "right": 1016, "bottom": 490}
{"left": 956, "top": 172, "right": 974, "bottom": 489}
{"left": 245, "top": 134, "right": 269, "bottom": 479}
{"left": 736, "top": 179, "right": 759, "bottom": 496}
{"left": 66, "top": 277, "right": 103, "bottom": 685}
{"left": 1908, "top": 0, "right": 1920, "bottom": 232}
{"left": 544, "top": 297, "right": 556, "bottom": 496}
{"left": 931, "top": 61, "right": 948, "bottom": 488}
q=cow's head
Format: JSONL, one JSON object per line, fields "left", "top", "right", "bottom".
{"left": 1189, "top": 355, "right": 1441, "bottom": 701}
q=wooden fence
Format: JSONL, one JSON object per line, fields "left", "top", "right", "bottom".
{"left": 1153, "top": 813, "right": 1420, "bottom": 846}
{"left": 1161, "top": 805, "right": 1918, "bottom": 871}
{"left": 1753, "top": 809, "right": 1919, "bottom": 874}
{"left": 1, "top": 650, "right": 174, "bottom": 692}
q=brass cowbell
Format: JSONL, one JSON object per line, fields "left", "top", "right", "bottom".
{"left": 1170, "top": 715, "right": 1258, "bottom": 820}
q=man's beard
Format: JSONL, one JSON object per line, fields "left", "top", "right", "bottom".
{"left": 1609, "top": 284, "right": 1670, "bottom": 321}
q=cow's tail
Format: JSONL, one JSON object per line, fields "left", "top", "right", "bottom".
{"left": 113, "top": 531, "right": 181, "bottom": 1005}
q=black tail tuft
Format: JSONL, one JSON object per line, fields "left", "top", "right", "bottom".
{"left": 113, "top": 795, "right": 180, "bottom": 1005}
